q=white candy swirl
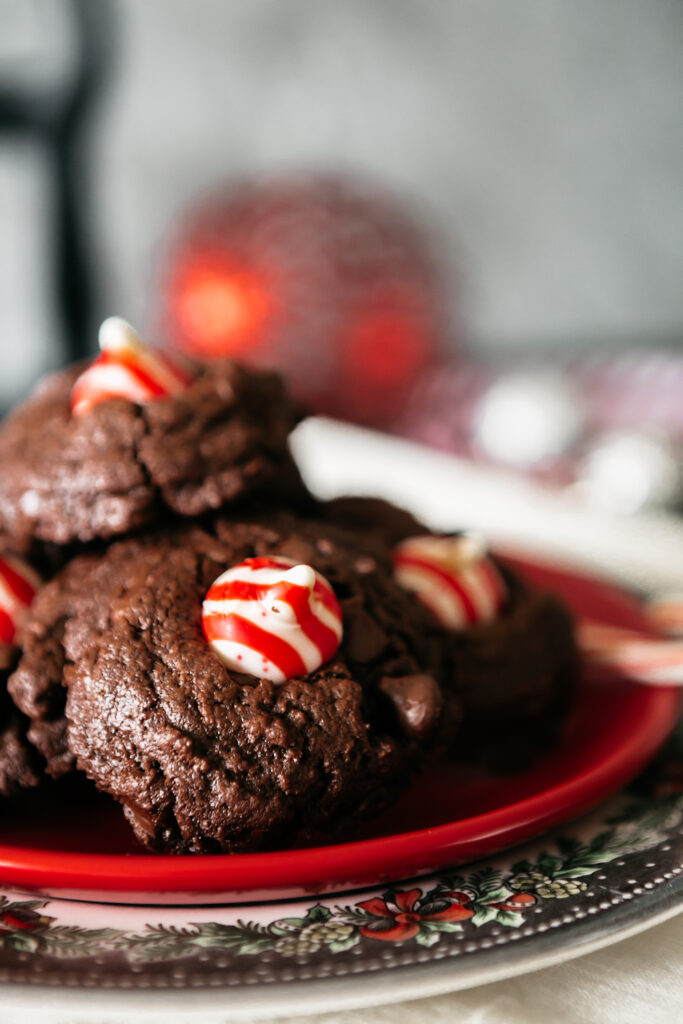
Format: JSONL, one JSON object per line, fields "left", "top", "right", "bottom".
{"left": 71, "top": 317, "right": 192, "bottom": 415}
{"left": 393, "top": 534, "right": 506, "bottom": 630}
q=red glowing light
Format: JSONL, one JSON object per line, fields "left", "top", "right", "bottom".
{"left": 170, "top": 257, "right": 272, "bottom": 358}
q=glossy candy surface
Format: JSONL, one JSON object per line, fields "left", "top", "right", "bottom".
{"left": 71, "top": 317, "right": 192, "bottom": 416}
{"left": 393, "top": 534, "right": 506, "bottom": 629}
{"left": 202, "top": 557, "right": 343, "bottom": 683}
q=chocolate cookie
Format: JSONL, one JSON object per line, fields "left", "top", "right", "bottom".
{"left": 10, "top": 514, "right": 451, "bottom": 852}
{"left": 320, "top": 495, "right": 426, "bottom": 551}
{"left": 444, "top": 565, "right": 578, "bottom": 768}
{"left": 0, "top": 360, "right": 306, "bottom": 547}
{"left": 0, "top": 644, "right": 42, "bottom": 797}
{"left": 322, "top": 498, "right": 578, "bottom": 765}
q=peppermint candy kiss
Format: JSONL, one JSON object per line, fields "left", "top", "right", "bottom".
{"left": 0, "top": 554, "right": 41, "bottom": 646}
{"left": 393, "top": 534, "right": 506, "bottom": 630}
{"left": 202, "top": 557, "right": 343, "bottom": 683}
{"left": 71, "top": 317, "right": 192, "bottom": 416}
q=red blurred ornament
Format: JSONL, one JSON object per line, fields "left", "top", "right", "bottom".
{"left": 169, "top": 257, "right": 273, "bottom": 359}
{"left": 152, "top": 174, "right": 448, "bottom": 426}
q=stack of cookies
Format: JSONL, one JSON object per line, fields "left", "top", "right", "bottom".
{"left": 0, "top": 318, "right": 577, "bottom": 854}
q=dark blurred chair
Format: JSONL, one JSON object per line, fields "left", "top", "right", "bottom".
{"left": 0, "top": 0, "right": 112, "bottom": 370}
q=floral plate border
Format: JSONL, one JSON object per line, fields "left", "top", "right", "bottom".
{"left": 0, "top": 718, "right": 680, "bottom": 1011}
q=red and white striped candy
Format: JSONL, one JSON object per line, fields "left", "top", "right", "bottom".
{"left": 71, "top": 317, "right": 192, "bottom": 416}
{"left": 202, "top": 556, "right": 343, "bottom": 683}
{"left": 579, "top": 620, "right": 683, "bottom": 686}
{"left": 0, "top": 554, "right": 41, "bottom": 647}
{"left": 393, "top": 534, "right": 506, "bottom": 630}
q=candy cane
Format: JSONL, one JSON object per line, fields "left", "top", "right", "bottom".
{"left": 578, "top": 620, "right": 683, "bottom": 686}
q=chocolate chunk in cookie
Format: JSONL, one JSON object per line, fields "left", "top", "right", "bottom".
{"left": 0, "top": 644, "right": 43, "bottom": 797}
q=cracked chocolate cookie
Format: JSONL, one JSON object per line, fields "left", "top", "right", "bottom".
{"left": 10, "top": 514, "right": 451, "bottom": 852}
{"left": 0, "top": 354, "right": 306, "bottom": 548}
{"left": 320, "top": 495, "right": 426, "bottom": 551}
{"left": 0, "top": 644, "right": 43, "bottom": 797}
{"left": 0, "top": 551, "right": 45, "bottom": 796}
{"left": 323, "top": 500, "right": 577, "bottom": 765}
{"left": 443, "top": 567, "right": 577, "bottom": 768}
{"left": 392, "top": 530, "right": 578, "bottom": 767}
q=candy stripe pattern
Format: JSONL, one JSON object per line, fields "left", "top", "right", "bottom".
{"left": 393, "top": 535, "right": 506, "bottom": 630}
{"left": 202, "top": 557, "right": 343, "bottom": 683}
{"left": 72, "top": 317, "right": 192, "bottom": 416}
{"left": 579, "top": 620, "right": 683, "bottom": 686}
{"left": 0, "top": 555, "right": 41, "bottom": 646}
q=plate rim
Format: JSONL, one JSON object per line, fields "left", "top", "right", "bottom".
{"left": 0, "top": 883, "right": 680, "bottom": 1021}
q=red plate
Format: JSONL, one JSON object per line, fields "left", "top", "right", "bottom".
{"left": 0, "top": 555, "right": 678, "bottom": 904}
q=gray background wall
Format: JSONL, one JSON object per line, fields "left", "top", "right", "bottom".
{"left": 1, "top": 0, "right": 682, "bottom": 402}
